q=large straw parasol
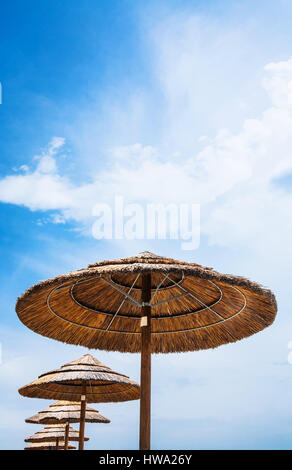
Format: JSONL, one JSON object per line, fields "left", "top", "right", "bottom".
{"left": 16, "top": 251, "right": 277, "bottom": 449}
{"left": 25, "top": 440, "right": 76, "bottom": 450}
{"left": 24, "top": 424, "right": 88, "bottom": 449}
{"left": 26, "top": 400, "right": 110, "bottom": 449}
{"left": 19, "top": 354, "right": 139, "bottom": 450}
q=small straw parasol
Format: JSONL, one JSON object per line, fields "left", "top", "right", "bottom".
{"left": 25, "top": 440, "right": 76, "bottom": 450}
{"left": 24, "top": 424, "right": 88, "bottom": 450}
{"left": 26, "top": 400, "right": 110, "bottom": 449}
{"left": 19, "top": 354, "right": 139, "bottom": 450}
{"left": 16, "top": 251, "right": 277, "bottom": 449}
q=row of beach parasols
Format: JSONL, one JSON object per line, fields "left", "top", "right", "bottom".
{"left": 20, "top": 354, "right": 140, "bottom": 449}
{"left": 25, "top": 400, "right": 108, "bottom": 450}
{"left": 16, "top": 252, "right": 277, "bottom": 449}
{"left": 25, "top": 424, "right": 87, "bottom": 450}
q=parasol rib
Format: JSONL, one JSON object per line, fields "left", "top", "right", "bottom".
{"left": 105, "top": 273, "right": 140, "bottom": 331}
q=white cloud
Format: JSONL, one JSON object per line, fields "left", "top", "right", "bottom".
{"left": 263, "top": 58, "right": 292, "bottom": 108}
{"left": 0, "top": 171, "right": 73, "bottom": 210}
{"left": 0, "top": 23, "right": 291, "bottom": 259}
{"left": 35, "top": 155, "right": 57, "bottom": 174}
{"left": 2, "top": 5, "right": 292, "bottom": 451}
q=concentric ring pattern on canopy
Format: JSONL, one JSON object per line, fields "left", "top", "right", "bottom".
{"left": 25, "top": 441, "right": 76, "bottom": 450}
{"left": 18, "top": 354, "right": 140, "bottom": 403}
{"left": 26, "top": 400, "right": 110, "bottom": 425}
{"left": 24, "top": 424, "right": 89, "bottom": 443}
{"left": 16, "top": 251, "right": 277, "bottom": 353}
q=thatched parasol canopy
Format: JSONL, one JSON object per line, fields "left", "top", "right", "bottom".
{"left": 16, "top": 251, "right": 277, "bottom": 450}
{"left": 25, "top": 441, "right": 76, "bottom": 450}
{"left": 19, "top": 353, "right": 139, "bottom": 450}
{"left": 24, "top": 424, "right": 89, "bottom": 443}
{"left": 16, "top": 251, "right": 277, "bottom": 353}
{"left": 26, "top": 400, "right": 110, "bottom": 424}
{"left": 19, "top": 354, "right": 139, "bottom": 403}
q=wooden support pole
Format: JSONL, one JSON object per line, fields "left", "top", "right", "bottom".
{"left": 56, "top": 437, "right": 59, "bottom": 450}
{"left": 64, "top": 422, "right": 69, "bottom": 450}
{"left": 78, "top": 383, "right": 87, "bottom": 450}
{"left": 139, "top": 272, "right": 152, "bottom": 450}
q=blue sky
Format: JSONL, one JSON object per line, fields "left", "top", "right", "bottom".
{"left": 1, "top": 0, "right": 292, "bottom": 450}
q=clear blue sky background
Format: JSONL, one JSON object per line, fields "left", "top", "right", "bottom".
{"left": 1, "top": 0, "right": 292, "bottom": 450}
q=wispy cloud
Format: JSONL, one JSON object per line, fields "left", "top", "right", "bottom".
{"left": 2, "top": 2, "right": 292, "bottom": 451}
{"left": 0, "top": 53, "right": 291, "bottom": 258}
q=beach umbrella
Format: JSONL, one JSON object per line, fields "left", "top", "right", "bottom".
{"left": 24, "top": 424, "right": 88, "bottom": 450}
{"left": 19, "top": 354, "right": 139, "bottom": 450}
{"left": 16, "top": 251, "right": 277, "bottom": 449}
{"left": 26, "top": 400, "right": 110, "bottom": 449}
{"left": 25, "top": 440, "right": 76, "bottom": 450}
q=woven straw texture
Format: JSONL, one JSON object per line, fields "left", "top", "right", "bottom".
{"left": 24, "top": 424, "right": 88, "bottom": 443}
{"left": 25, "top": 440, "right": 76, "bottom": 450}
{"left": 26, "top": 400, "right": 110, "bottom": 424}
{"left": 19, "top": 354, "right": 140, "bottom": 403}
{"left": 16, "top": 251, "right": 277, "bottom": 353}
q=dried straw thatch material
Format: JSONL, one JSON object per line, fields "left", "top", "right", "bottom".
{"left": 26, "top": 400, "right": 110, "bottom": 424}
{"left": 25, "top": 441, "right": 76, "bottom": 450}
{"left": 16, "top": 251, "right": 277, "bottom": 353}
{"left": 19, "top": 354, "right": 140, "bottom": 403}
{"left": 24, "top": 424, "right": 89, "bottom": 442}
